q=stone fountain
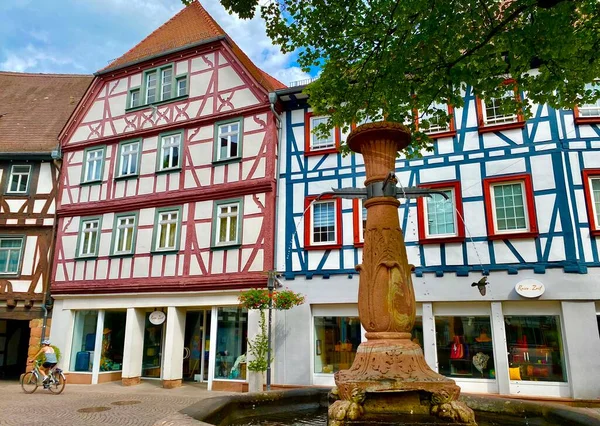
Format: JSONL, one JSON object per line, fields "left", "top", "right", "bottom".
{"left": 328, "top": 122, "right": 476, "bottom": 425}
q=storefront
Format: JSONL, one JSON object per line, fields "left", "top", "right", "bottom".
{"left": 49, "top": 292, "right": 252, "bottom": 390}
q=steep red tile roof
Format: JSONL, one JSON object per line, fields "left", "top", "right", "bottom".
{"left": 99, "top": 1, "right": 285, "bottom": 92}
{"left": 0, "top": 72, "right": 93, "bottom": 153}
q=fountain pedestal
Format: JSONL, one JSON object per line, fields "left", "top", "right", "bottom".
{"left": 329, "top": 122, "right": 476, "bottom": 425}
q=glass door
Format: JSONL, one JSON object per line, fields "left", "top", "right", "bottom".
{"left": 142, "top": 313, "right": 164, "bottom": 378}
{"left": 183, "top": 310, "right": 211, "bottom": 382}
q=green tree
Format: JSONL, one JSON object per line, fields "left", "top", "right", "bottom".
{"left": 186, "top": 0, "right": 600, "bottom": 157}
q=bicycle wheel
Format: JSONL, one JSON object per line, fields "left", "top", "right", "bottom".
{"left": 47, "top": 372, "right": 66, "bottom": 394}
{"left": 21, "top": 372, "right": 38, "bottom": 394}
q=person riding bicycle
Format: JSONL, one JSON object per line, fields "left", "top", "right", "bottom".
{"left": 28, "top": 339, "right": 58, "bottom": 386}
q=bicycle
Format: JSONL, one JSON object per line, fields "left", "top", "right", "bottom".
{"left": 21, "top": 360, "right": 66, "bottom": 394}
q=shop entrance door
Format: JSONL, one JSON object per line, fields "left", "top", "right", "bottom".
{"left": 142, "top": 312, "right": 165, "bottom": 379}
{"left": 183, "top": 310, "right": 211, "bottom": 382}
{"left": 0, "top": 319, "right": 31, "bottom": 380}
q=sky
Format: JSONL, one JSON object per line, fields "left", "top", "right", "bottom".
{"left": 0, "top": 0, "right": 310, "bottom": 86}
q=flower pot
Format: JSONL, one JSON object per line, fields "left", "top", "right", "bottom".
{"left": 247, "top": 370, "right": 264, "bottom": 393}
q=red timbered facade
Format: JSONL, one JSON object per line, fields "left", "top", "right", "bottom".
{"left": 49, "top": 2, "right": 284, "bottom": 390}
{"left": 0, "top": 72, "right": 92, "bottom": 379}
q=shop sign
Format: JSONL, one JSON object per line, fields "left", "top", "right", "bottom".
{"left": 515, "top": 279, "right": 545, "bottom": 298}
{"left": 149, "top": 310, "right": 166, "bottom": 325}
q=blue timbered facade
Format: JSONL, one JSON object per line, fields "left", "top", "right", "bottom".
{"left": 271, "top": 83, "right": 600, "bottom": 399}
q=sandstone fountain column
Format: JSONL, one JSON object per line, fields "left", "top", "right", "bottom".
{"left": 329, "top": 122, "right": 476, "bottom": 425}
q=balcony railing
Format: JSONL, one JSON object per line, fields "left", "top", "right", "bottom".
{"left": 288, "top": 77, "right": 319, "bottom": 87}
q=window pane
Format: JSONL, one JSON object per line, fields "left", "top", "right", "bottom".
{"left": 591, "top": 178, "right": 600, "bottom": 224}
{"left": 161, "top": 68, "right": 172, "bottom": 100}
{"left": 426, "top": 190, "right": 455, "bottom": 236}
{"left": 484, "top": 89, "right": 517, "bottom": 125}
{"left": 159, "top": 223, "right": 167, "bottom": 248}
{"left": 101, "top": 311, "right": 126, "bottom": 372}
{"left": 420, "top": 103, "right": 449, "bottom": 133}
{"left": 214, "top": 307, "right": 248, "bottom": 380}
{"left": 168, "top": 222, "right": 177, "bottom": 247}
{"left": 177, "top": 78, "right": 187, "bottom": 97}
{"left": 580, "top": 82, "right": 600, "bottom": 117}
{"left": 505, "top": 316, "right": 566, "bottom": 382}
{"left": 130, "top": 90, "right": 140, "bottom": 108}
{"left": 314, "top": 316, "right": 361, "bottom": 374}
{"left": 311, "top": 117, "right": 335, "bottom": 150}
{"left": 229, "top": 216, "right": 237, "bottom": 241}
{"left": 70, "top": 310, "right": 98, "bottom": 372}
{"left": 146, "top": 72, "right": 157, "bottom": 103}
{"left": 493, "top": 183, "right": 527, "bottom": 231}
{"left": 313, "top": 201, "right": 335, "bottom": 243}
{"left": 436, "top": 316, "right": 495, "bottom": 379}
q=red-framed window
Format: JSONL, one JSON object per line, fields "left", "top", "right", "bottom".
{"left": 475, "top": 80, "right": 525, "bottom": 133}
{"left": 415, "top": 103, "right": 457, "bottom": 139}
{"left": 352, "top": 199, "right": 367, "bottom": 246}
{"left": 483, "top": 174, "right": 538, "bottom": 240}
{"left": 581, "top": 169, "right": 600, "bottom": 236}
{"left": 416, "top": 181, "right": 465, "bottom": 244}
{"left": 304, "top": 195, "right": 343, "bottom": 250}
{"left": 305, "top": 112, "right": 341, "bottom": 156}
{"left": 574, "top": 81, "right": 600, "bottom": 125}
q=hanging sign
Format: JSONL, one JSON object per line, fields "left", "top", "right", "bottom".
{"left": 149, "top": 310, "right": 166, "bottom": 325}
{"left": 515, "top": 279, "right": 545, "bottom": 298}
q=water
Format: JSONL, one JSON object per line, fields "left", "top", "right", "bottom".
{"left": 230, "top": 407, "right": 555, "bottom": 426}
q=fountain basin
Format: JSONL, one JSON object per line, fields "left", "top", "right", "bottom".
{"left": 181, "top": 388, "right": 600, "bottom": 426}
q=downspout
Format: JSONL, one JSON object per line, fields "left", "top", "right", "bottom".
{"left": 41, "top": 157, "right": 61, "bottom": 342}
{"left": 269, "top": 92, "right": 283, "bottom": 273}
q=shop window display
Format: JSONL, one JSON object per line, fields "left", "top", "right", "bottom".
{"left": 70, "top": 310, "right": 98, "bottom": 372}
{"left": 214, "top": 307, "right": 248, "bottom": 380}
{"left": 100, "top": 311, "right": 125, "bottom": 372}
{"left": 436, "top": 316, "right": 495, "bottom": 379}
{"left": 314, "top": 316, "right": 361, "bottom": 374}
{"left": 505, "top": 316, "right": 566, "bottom": 382}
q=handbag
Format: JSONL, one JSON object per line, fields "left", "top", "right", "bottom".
{"left": 450, "top": 336, "right": 465, "bottom": 359}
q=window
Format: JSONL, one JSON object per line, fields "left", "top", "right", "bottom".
{"left": 483, "top": 174, "right": 538, "bottom": 239}
{"left": 129, "top": 88, "right": 140, "bottom": 109}
{"left": 417, "top": 181, "right": 465, "bottom": 244}
{"left": 117, "top": 140, "right": 140, "bottom": 178}
{"left": 416, "top": 103, "right": 456, "bottom": 138}
{"left": 6, "top": 165, "right": 31, "bottom": 194}
{"left": 314, "top": 316, "right": 361, "bottom": 374}
{"left": 305, "top": 112, "right": 340, "bottom": 155}
{"left": 505, "top": 316, "right": 566, "bottom": 382}
{"left": 145, "top": 71, "right": 157, "bottom": 104}
{"left": 305, "top": 196, "right": 342, "bottom": 249}
{"left": 78, "top": 218, "right": 101, "bottom": 258}
{"left": 0, "top": 237, "right": 24, "bottom": 275}
{"left": 153, "top": 208, "right": 181, "bottom": 252}
{"left": 476, "top": 81, "right": 525, "bottom": 133}
{"left": 213, "top": 200, "right": 242, "bottom": 247}
{"left": 214, "top": 307, "right": 248, "bottom": 380}
{"left": 160, "top": 67, "right": 172, "bottom": 101}
{"left": 435, "top": 316, "right": 495, "bottom": 380}
{"left": 112, "top": 213, "right": 137, "bottom": 255}
{"left": 574, "top": 81, "right": 600, "bottom": 124}
{"left": 82, "top": 147, "right": 105, "bottom": 184}
{"left": 352, "top": 199, "right": 367, "bottom": 245}
{"left": 176, "top": 76, "right": 187, "bottom": 97}
{"left": 70, "top": 310, "right": 98, "bottom": 372}
{"left": 214, "top": 119, "right": 242, "bottom": 162}
{"left": 157, "top": 132, "right": 182, "bottom": 171}
{"left": 581, "top": 169, "right": 600, "bottom": 235}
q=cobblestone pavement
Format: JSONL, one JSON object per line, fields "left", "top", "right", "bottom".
{"left": 0, "top": 380, "right": 226, "bottom": 426}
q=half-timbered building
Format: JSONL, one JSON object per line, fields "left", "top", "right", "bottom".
{"left": 272, "top": 81, "right": 600, "bottom": 399}
{"left": 0, "top": 71, "right": 92, "bottom": 379}
{"left": 49, "top": 2, "right": 284, "bottom": 390}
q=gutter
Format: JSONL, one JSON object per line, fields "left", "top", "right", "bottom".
{"left": 95, "top": 36, "right": 227, "bottom": 76}
{"left": 0, "top": 153, "right": 53, "bottom": 161}
{"left": 269, "top": 92, "right": 283, "bottom": 273}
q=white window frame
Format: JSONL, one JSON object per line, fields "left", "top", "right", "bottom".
{"left": 419, "top": 103, "right": 450, "bottom": 134}
{"left": 158, "top": 134, "right": 181, "bottom": 171}
{"left": 113, "top": 215, "right": 136, "bottom": 255}
{"left": 215, "top": 202, "right": 241, "bottom": 246}
{"left": 0, "top": 237, "right": 24, "bottom": 275}
{"left": 579, "top": 82, "right": 600, "bottom": 118}
{"left": 145, "top": 71, "right": 157, "bottom": 104}
{"left": 423, "top": 188, "right": 458, "bottom": 238}
{"left": 79, "top": 219, "right": 101, "bottom": 257}
{"left": 155, "top": 210, "right": 179, "bottom": 251}
{"left": 6, "top": 165, "right": 31, "bottom": 194}
{"left": 481, "top": 89, "right": 518, "bottom": 126}
{"left": 160, "top": 67, "right": 173, "bottom": 101}
{"left": 357, "top": 201, "right": 367, "bottom": 243}
{"left": 129, "top": 89, "right": 140, "bottom": 109}
{"left": 489, "top": 181, "right": 530, "bottom": 234}
{"left": 310, "top": 115, "right": 336, "bottom": 151}
{"left": 310, "top": 200, "right": 338, "bottom": 246}
{"left": 588, "top": 176, "right": 600, "bottom": 227}
{"left": 176, "top": 76, "right": 187, "bottom": 97}
{"left": 83, "top": 148, "right": 104, "bottom": 183}
{"left": 117, "top": 141, "right": 140, "bottom": 177}
{"left": 216, "top": 122, "right": 241, "bottom": 161}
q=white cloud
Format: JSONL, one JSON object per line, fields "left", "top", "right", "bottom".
{"left": 0, "top": 45, "right": 85, "bottom": 73}
{"left": 202, "top": 1, "right": 310, "bottom": 86}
